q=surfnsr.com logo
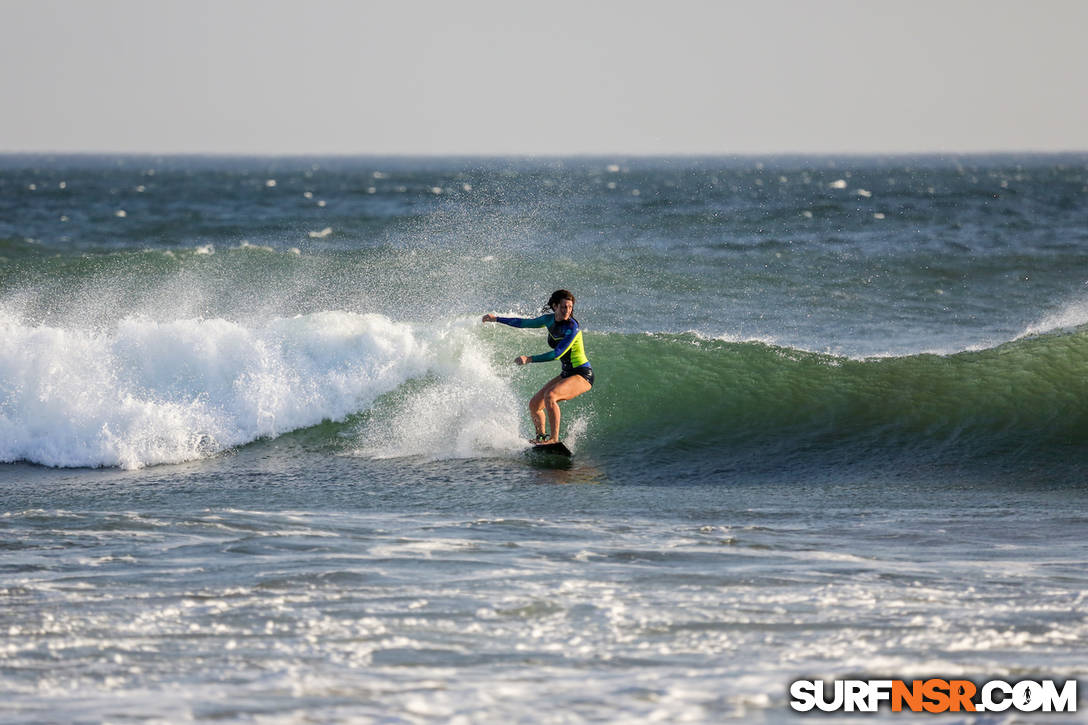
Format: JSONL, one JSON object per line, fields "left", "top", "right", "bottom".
{"left": 789, "top": 678, "right": 1078, "bottom": 714}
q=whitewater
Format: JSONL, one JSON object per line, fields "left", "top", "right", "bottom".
{"left": 0, "top": 310, "right": 530, "bottom": 468}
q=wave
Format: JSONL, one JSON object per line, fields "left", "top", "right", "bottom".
{"left": 0, "top": 311, "right": 523, "bottom": 468}
{"left": 585, "top": 328, "right": 1088, "bottom": 475}
{"left": 3, "top": 306, "right": 1087, "bottom": 472}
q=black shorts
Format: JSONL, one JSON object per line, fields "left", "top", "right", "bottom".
{"left": 562, "top": 366, "right": 594, "bottom": 386}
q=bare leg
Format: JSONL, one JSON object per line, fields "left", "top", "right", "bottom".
{"left": 529, "top": 376, "right": 562, "bottom": 438}
{"left": 531, "top": 406, "right": 547, "bottom": 437}
{"left": 539, "top": 375, "right": 592, "bottom": 444}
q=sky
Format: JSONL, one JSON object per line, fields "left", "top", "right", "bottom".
{"left": 2, "top": 0, "right": 1086, "bottom": 156}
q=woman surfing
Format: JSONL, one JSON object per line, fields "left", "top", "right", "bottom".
{"left": 482, "top": 289, "right": 593, "bottom": 446}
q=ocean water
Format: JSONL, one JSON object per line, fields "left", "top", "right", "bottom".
{"left": 1, "top": 154, "right": 1086, "bottom": 723}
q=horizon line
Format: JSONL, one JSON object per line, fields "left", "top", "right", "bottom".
{"left": 3, "top": 148, "right": 1087, "bottom": 160}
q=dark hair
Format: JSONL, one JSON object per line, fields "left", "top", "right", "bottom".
{"left": 544, "top": 289, "right": 575, "bottom": 312}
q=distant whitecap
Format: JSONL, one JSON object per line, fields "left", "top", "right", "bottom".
{"left": 829, "top": 179, "right": 848, "bottom": 189}
{"left": 115, "top": 210, "right": 127, "bottom": 218}
{"left": 308, "top": 227, "right": 333, "bottom": 239}
{"left": 265, "top": 179, "right": 277, "bottom": 188}
{"left": 856, "top": 189, "right": 872, "bottom": 198}
{"left": 238, "top": 241, "right": 276, "bottom": 252}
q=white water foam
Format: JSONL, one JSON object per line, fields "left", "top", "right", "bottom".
{"left": 0, "top": 310, "right": 516, "bottom": 469}
{"left": 352, "top": 322, "right": 527, "bottom": 460}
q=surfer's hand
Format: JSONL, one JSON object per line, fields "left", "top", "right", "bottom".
{"left": 482, "top": 314, "right": 496, "bottom": 323}
{"left": 514, "top": 355, "right": 530, "bottom": 365}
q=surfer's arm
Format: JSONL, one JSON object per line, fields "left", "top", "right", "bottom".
{"left": 493, "top": 314, "right": 552, "bottom": 329}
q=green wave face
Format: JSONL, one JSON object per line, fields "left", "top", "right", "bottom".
{"left": 574, "top": 330, "right": 1088, "bottom": 473}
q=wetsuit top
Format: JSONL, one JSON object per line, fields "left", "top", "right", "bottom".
{"left": 496, "top": 313, "right": 590, "bottom": 374}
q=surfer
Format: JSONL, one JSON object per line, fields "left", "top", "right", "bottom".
{"left": 482, "top": 289, "right": 593, "bottom": 445}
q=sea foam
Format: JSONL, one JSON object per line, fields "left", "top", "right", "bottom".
{"left": 0, "top": 310, "right": 499, "bottom": 469}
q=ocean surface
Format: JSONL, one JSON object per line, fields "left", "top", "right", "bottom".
{"left": 1, "top": 154, "right": 1086, "bottom": 723}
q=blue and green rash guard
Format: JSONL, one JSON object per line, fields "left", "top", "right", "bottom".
{"left": 496, "top": 314, "right": 591, "bottom": 374}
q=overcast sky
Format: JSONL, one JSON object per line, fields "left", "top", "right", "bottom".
{"left": 2, "top": 0, "right": 1086, "bottom": 155}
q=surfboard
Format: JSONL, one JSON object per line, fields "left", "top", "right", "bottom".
{"left": 527, "top": 441, "right": 572, "bottom": 457}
